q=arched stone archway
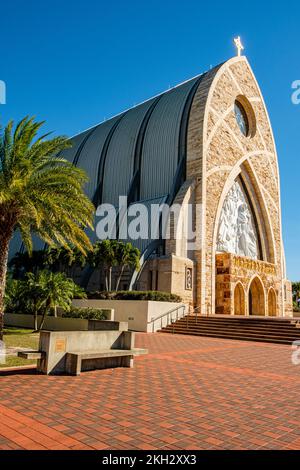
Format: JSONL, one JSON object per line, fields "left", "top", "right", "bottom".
{"left": 268, "top": 288, "right": 277, "bottom": 316}
{"left": 248, "top": 277, "right": 265, "bottom": 316}
{"left": 234, "top": 283, "right": 246, "bottom": 315}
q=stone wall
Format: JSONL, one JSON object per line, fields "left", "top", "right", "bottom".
{"left": 185, "top": 56, "right": 292, "bottom": 316}
{"left": 137, "top": 56, "right": 291, "bottom": 317}
{"left": 215, "top": 253, "right": 286, "bottom": 316}
{"left": 139, "top": 255, "right": 194, "bottom": 306}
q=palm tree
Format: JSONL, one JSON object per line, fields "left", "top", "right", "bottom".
{"left": 4, "top": 277, "right": 26, "bottom": 315}
{"left": 19, "top": 273, "right": 46, "bottom": 331}
{"left": 0, "top": 117, "right": 94, "bottom": 339}
{"left": 8, "top": 250, "right": 48, "bottom": 278}
{"left": 5, "top": 271, "right": 86, "bottom": 330}
{"left": 115, "top": 242, "right": 140, "bottom": 291}
{"left": 36, "top": 271, "right": 86, "bottom": 329}
{"left": 89, "top": 240, "right": 118, "bottom": 291}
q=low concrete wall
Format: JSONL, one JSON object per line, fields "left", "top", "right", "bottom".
{"left": 38, "top": 327, "right": 132, "bottom": 374}
{"left": 72, "top": 299, "right": 187, "bottom": 332}
{"left": 4, "top": 314, "right": 89, "bottom": 330}
{"left": 4, "top": 313, "right": 114, "bottom": 331}
{"left": 5, "top": 302, "right": 186, "bottom": 333}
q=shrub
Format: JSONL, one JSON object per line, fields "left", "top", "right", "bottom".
{"left": 293, "top": 302, "right": 300, "bottom": 313}
{"left": 62, "top": 307, "right": 109, "bottom": 320}
{"left": 86, "top": 290, "right": 182, "bottom": 302}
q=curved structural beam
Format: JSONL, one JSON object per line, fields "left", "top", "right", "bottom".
{"left": 92, "top": 113, "right": 128, "bottom": 207}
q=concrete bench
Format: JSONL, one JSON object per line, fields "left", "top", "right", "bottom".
{"left": 17, "top": 325, "right": 147, "bottom": 375}
{"left": 17, "top": 350, "right": 45, "bottom": 360}
{"left": 65, "top": 348, "right": 147, "bottom": 376}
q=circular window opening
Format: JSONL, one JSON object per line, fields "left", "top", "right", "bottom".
{"left": 234, "top": 95, "right": 256, "bottom": 138}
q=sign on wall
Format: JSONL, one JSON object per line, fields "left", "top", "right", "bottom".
{"left": 185, "top": 267, "right": 193, "bottom": 290}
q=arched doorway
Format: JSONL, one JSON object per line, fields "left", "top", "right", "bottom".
{"left": 248, "top": 277, "right": 265, "bottom": 316}
{"left": 268, "top": 288, "right": 277, "bottom": 316}
{"left": 234, "top": 283, "right": 246, "bottom": 315}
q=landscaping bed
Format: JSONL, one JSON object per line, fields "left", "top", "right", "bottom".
{"left": 1, "top": 328, "right": 39, "bottom": 368}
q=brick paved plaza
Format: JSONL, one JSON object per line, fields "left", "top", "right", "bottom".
{"left": 0, "top": 333, "right": 300, "bottom": 450}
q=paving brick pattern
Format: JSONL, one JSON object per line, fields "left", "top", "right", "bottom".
{"left": 0, "top": 333, "right": 300, "bottom": 450}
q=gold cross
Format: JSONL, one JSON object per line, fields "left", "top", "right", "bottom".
{"left": 234, "top": 36, "right": 244, "bottom": 56}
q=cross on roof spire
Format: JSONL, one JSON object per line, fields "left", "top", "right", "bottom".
{"left": 234, "top": 36, "right": 244, "bottom": 56}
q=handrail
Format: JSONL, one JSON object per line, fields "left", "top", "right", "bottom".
{"left": 185, "top": 305, "right": 202, "bottom": 328}
{"left": 148, "top": 304, "right": 186, "bottom": 333}
{"left": 193, "top": 305, "right": 201, "bottom": 323}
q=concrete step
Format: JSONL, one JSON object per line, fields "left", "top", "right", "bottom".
{"left": 178, "top": 316, "right": 295, "bottom": 324}
{"left": 164, "top": 324, "right": 300, "bottom": 338}
{"left": 159, "top": 315, "right": 300, "bottom": 344}
{"left": 173, "top": 321, "right": 299, "bottom": 335}
{"left": 175, "top": 318, "right": 298, "bottom": 328}
{"left": 158, "top": 328, "right": 294, "bottom": 344}
{"left": 161, "top": 324, "right": 300, "bottom": 339}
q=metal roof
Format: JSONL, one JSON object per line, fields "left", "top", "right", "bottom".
{"left": 9, "top": 66, "right": 219, "bottom": 262}
{"left": 61, "top": 72, "right": 207, "bottom": 207}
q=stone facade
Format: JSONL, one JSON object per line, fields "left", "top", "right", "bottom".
{"left": 143, "top": 55, "right": 292, "bottom": 317}
{"left": 137, "top": 255, "right": 195, "bottom": 306}
{"left": 216, "top": 252, "right": 280, "bottom": 316}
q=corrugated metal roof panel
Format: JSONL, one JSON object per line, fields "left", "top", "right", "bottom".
{"left": 119, "top": 195, "right": 168, "bottom": 254}
{"left": 74, "top": 116, "right": 123, "bottom": 199}
{"left": 102, "top": 98, "right": 157, "bottom": 206}
{"left": 140, "top": 77, "right": 199, "bottom": 200}
{"left": 62, "top": 130, "right": 91, "bottom": 164}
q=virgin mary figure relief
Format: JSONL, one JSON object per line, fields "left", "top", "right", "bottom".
{"left": 217, "top": 180, "right": 258, "bottom": 260}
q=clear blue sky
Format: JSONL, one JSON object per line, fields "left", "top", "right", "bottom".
{"left": 0, "top": 0, "right": 299, "bottom": 280}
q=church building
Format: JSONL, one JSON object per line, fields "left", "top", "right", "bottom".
{"left": 12, "top": 51, "right": 293, "bottom": 317}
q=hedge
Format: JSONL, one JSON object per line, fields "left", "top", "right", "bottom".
{"left": 293, "top": 302, "right": 300, "bottom": 312}
{"left": 62, "top": 307, "right": 109, "bottom": 320}
{"left": 85, "top": 290, "right": 182, "bottom": 302}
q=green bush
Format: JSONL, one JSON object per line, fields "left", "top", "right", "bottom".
{"left": 293, "top": 302, "right": 300, "bottom": 313}
{"left": 86, "top": 290, "right": 182, "bottom": 302}
{"left": 62, "top": 307, "right": 109, "bottom": 320}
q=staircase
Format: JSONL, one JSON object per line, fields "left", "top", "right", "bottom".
{"left": 158, "top": 315, "right": 300, "bottom": 345}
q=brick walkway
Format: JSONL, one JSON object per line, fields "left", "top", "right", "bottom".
{"left": 0, "top": 333, "right": 300, "bottom": 450}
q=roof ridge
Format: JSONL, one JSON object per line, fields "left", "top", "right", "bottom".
{"left": 69, "top": 64, "right": 220, "bottom": 139}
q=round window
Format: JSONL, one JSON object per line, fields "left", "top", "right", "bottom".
{"left": 234, "top": 96, "right": 256, "bottom": 138}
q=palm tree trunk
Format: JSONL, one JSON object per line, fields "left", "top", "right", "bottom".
{"left": 38, "top": 308, "right": 47, "bottom": 332}
{"left": 34, "top": 310, "right": 38, "bottom": 331}
{"left": 54, "top": 305, "right": 57, "bottom": 318}
{"left": 108, "top": 266, "right": 112, "bottom": 292}
{"left": 0, "top": 234, "right": 11, "bottom": 341}
{"left": 115, "top": 266, "right": 124, "bottom": 292}
{"left": 104, "top": 269, "right": 108, "bottom": 291}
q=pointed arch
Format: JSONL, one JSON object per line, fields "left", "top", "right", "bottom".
{"left": 211, "top": 160, "right": 277, "bottom": 315}
{"left": 248, "top": 275, "right": 266, "bottom": 316}
{"left": 240, "top": 160, "right": 276, "bottom": 264}
{"left": 234, "top": 282, "right": 246, "bottom": 315}
{"left": 268, "top": 287, "right": 277, "bottom": 317}
{"left": 212, "top": 160, "right": 276, "bottom": 265}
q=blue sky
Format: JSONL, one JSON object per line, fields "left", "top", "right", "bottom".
{"left": 0, "top": 0, "right": 299, "bottom": 279}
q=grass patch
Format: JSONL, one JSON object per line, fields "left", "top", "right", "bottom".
{"left": 1, "top": 356, "right": 36, "bottom": 368}
{"left": 1, "top": 327, "right": 39, "bottom": 369}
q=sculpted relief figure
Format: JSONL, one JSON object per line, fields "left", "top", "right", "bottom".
{"left": 217, "top": 180, "right": 258, "bottom": 260}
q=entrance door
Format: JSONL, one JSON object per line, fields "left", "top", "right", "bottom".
{"left": 268, "top": 288, "right": 277, "bottom": 316}
{"left": 234, "top": 283, "right": 246, "bottom": 315}
{"left": 248, "top": 277, "right": 265, "bottom": 316}
{"left": 249, "top": 289, "right": 253, "bottom": 315}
